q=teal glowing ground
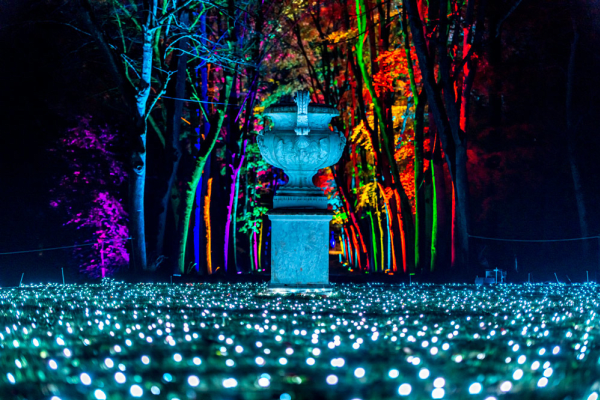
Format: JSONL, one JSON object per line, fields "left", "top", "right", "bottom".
{"left": 1, "top": 282, "right": 599, "bottom": 400}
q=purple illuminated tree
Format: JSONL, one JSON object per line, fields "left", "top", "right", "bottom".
{"left": 51, "top": 116, "right": 129, "bottom": 278}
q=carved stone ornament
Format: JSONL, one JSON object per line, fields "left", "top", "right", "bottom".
{"left": 294, "top": 90, "right": 311, "bottom": 135}
{"left": 258, "top": 91, "right": 345, "bottom": 209}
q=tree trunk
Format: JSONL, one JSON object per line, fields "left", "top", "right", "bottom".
{"left": 176, "top": 49, "right": 234, "bottom": 273}
{"left": 414, "top": 97, "right": 426, "bottom": 271}
{"left": 176, "top": 103, "right": 230, "bottom": 274}
{"left": 454, "top": 143, "right": 470, "bottom": 270}
{"left": 154, "top": 13, "right": 189, "bottom": 268}
{"left": 356, "top": 0, "right": 415, "bottom": 271}
{"left": 566, "top": 20, "right": 589, "bottom": 253}
{"left": 194, "top": 12, "right": 210, "bottom": 274}
{"left": 130, "top": 4, "right": 157, "bottom": 271}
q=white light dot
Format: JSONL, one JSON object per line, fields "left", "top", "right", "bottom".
{"left": 7, "top": 373, "right": 15, "bottom": 384}
{"left": 188, "top": 375, "right": 200, "bottom": 387}
{"left": 537, "top": 377, "right": 548, "bottom": 387}
{"left": 258, "top": 377, "right": 270, "bottom": 387}
{"left": 531, "top": 361, "right": 540, "bottom": 370}
{"left": 223, "top": 378, "right": 238, "bottom": 388}
{"left": 500, "top": 381, "right": 512, "bottom": 392}
{"left": 94, "top": 389, "right": 106, "bottom": 400}
{"left": 588, "top": 393, "right": 598, "bottom": 400}
{"left": 389, "top": 369, "right": 400, "bottom": 379}
{"left": 513, "top": 369, "right": 523, "bottom": 380}
{"left": 432, "top": 388, "right": 445, "bottom": 399}
{"left": 279, "top": 357, "right": 288, "bottom": 365}
{"left": 313, "top": 348, "right": 321, "bottom": 356}
{"left": 104, "top": 358, "right": 114, "bottom": 368}
{"left": 193, "top": 357, "right": 202, "bottom": 365}
{"left": 469, "top": 382, "right": 482, "bottom": 394}
{"left": 326, "top": 375, "right": 338, "bottom": 385}
{"left": 255, "top": 357, "right": 265, "bottom": 366}
{"left": 115, "top": 372, "right": 126, "bottom": 384}
{"left": 80, "top": 373, "right": 92, "bottom": 385}
{"left": 235, "top": 345, "right": 244, "bottom": 353}
{"left": 306, "top": 357, "right": 315, "bottom": 365}
{"left": 130, "top": 384, "right": 143, "bottom": 397}
{"left": 398, "top": 383, "right": 412, "bottom": 396}
{"left": 151, "top": 386, "right": 160, "bottom": 395}
{"left": 419, "top": 369, "right": 430, "bottom": 379}
{"left": 433, "top": 377, "right": 445, "bottom": 388}
{"left": 49, "top": 359, "right": 58, "bottom": 370}
{"left": 173, "top": 353, "right": 182, "bottom": 362}
{"left": 141, "top": 356, "right": 150, "bottom": 365}
{"left": 355, "top": 367, "right": 366, "bottom": 378}
{"left": 543, "top": 368, "right": 553, "bottom": 377}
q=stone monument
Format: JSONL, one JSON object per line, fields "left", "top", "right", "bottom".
{"left": 257, "top": 91, "right": 345, "bottom": 293}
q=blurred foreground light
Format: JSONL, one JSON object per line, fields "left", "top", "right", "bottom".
{"left": 223, "top": 378, "right": 238, "bottom": 388}
{"left": 80, "top": 373, "right": 92, "bottom": 385}
{"left": 468, "top": 382, "right": 482, "bottom": 394}
{"left": 398, "top": 383, "right": 412, "bottom": 396}
{"left": 500, "top": 381, "right": 512, "bottom": 392}
{"left": 258, "top": 377, "right": 270, "bottom": 387}
{"left": 130, "top": 384, "right": 143, "bottom": 397}
{"left": 188, "top": 375, "right": 200, "bottom": 387}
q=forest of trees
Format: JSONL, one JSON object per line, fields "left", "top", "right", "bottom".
{"left": 1, "top": 0, "right": 598, "bottom": 281}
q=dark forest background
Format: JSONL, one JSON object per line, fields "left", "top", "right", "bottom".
{"left": 1, "top": 0, "right": 599, "bottom": 285}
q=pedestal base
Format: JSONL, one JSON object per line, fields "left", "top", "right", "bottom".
{"left": 274, "top": 188, "right": 328, "bottom": 209}
{"left": 268, "top": 283, "right": 334, "bottom": 295}
{"left": 268, "top": 209, "right": 332, "bottom": 289}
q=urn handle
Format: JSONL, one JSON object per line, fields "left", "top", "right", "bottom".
{"left": 294, "top": 90, "right": 310, "bottom": 136}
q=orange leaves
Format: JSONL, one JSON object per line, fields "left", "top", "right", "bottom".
{"left": 325, "top": 28, "right": 358, "bottom": 44}
{"left": 372, "top": 49, "right": 421, "bottom": 97}
{"left": 356, "top": 182, "right": 379, "bottom": 211}
{"left": 350, "top": 120, "right": 374, "bottom": 152}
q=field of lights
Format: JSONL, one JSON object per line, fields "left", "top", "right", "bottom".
{"left": 1, "top": 281, "right": 599, "bottom": 400}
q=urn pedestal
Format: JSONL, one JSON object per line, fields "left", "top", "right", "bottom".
{"left": 268, "top": 210, "right": 332, "bottom": 292}
{"left": 257, "top": 91, "right": 345, "bottom": 293}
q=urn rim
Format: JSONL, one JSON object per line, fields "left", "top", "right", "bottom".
{"left": 264, "top": 103, "right": 339, "bottom": 117}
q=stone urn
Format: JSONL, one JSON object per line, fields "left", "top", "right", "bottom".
{"left": 257, "top": 91, "right": 346, "bottom": 209}
{"left": 257, "top": 91, "right": 345, "bottom": 293}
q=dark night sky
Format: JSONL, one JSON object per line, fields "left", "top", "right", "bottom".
{"left": 1, "top": 0, "right": 599, "bottom": 285}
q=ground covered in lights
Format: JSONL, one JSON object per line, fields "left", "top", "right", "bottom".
{"left": 1, "top": 282, "right": 600, "bottom": 400}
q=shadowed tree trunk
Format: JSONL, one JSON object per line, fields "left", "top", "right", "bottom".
{"left": 155, "top": 11, "right": 189, "bottom": 268}
{"left": 566, "top": 19, "right": 589, "bottom": 254}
